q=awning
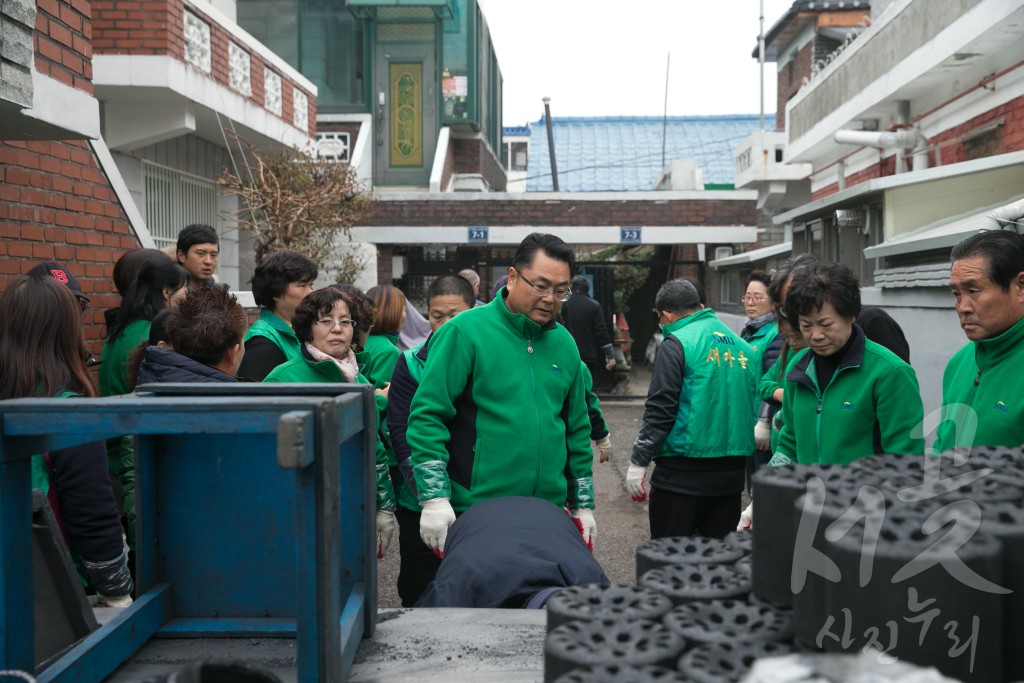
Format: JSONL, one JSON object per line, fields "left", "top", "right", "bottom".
{"left": 709, "top": 241, "right": 792, "bottom": 269}
{"left": 863, "top": 194, "right": 1024, "bottom": 259}
{"left": 350, "top": 225, "right": 759, "bottom": 245}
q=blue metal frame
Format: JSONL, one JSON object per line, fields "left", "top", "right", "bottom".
{"left": 0, "top": 388, "right": 376, "bottom": 682}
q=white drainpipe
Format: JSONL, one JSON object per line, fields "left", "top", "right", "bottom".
{"left": 833, "top": 128, "right": 930, "bottom": 172}
{"left": 980, "top": 200, "right": 1024, "bottom": 231}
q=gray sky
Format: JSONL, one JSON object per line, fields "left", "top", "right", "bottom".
{"left": 476, "top": 0, "right": 794, "bottom": 127}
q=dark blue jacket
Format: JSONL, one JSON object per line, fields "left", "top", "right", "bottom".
{"left": 415, "top": 496, "right": 609, "bottom": 608}
{"left": 136, "top": 346, "right": 238, "bottom": 385}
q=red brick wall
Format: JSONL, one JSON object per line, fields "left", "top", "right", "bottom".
{"left": 930, "top": 95, "right": 1024, "bottom": 165}
{"left": 452, "top": 137, "right": 506, "bottom": 191}
{"left": 359, "top": 197, "right": 755, "bottom": 227}
{"left": 0, "top": 140, "right": 140, "bottom": 356}
{"left": 92, "top": 0, "right": 183, "bottom": 58}
{"left": 92, "top": 0, "right": 316, "bottom": 133}
{"left": 36, "top": 0, "right": 94, "bottom": 94}
{"left": 810, "top": 96, "right": 1024, "bottom": 200}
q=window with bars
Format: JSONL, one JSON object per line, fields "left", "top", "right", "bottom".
{"left": 143, "top": 160, "right": 219, "bottom": 250}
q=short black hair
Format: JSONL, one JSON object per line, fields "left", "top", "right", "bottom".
{"left": 293, "top": 287, "right": 367, "bottom": 344}
{"left": 679, "top": 276, "right": 706, "bottom": 306}
{"left": 512, "top": 233, "right": 574, "bottom": 273}
{"left": 769, "top": 253, "right": 817, "bottom": 305}
{"left": 166, "top": 287, "right": 247, "bottom": 366}
{"left": 951, "top": 230, "right": 1024, "bottom": 292}
{"left": 176, "top": 224, "right": 219, "bottom": 255}
{"left": 655, "top": 279, "right": 700, "bottom": 314}
{"left": 428, "top": 274, "right": 475, "bottom": 308}
{"left": 570, "top": 276, "right": 590, "bottom": 294}
{"left": 250, "top": 250, "right": 318, "bottom": 309}
{"left": 784, "top": 261, "right": 861, "bottom": 321}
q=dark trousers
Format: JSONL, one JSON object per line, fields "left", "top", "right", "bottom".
{"left": 746, "top": 450, "right": 773, "bottom": 494}
{"left": 648, "top": 487, "right": 741, "bottom": 539}
{"left": 395, "top": 505, "right": 442, "bottom": 607}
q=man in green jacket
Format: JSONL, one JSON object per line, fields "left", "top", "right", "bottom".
{"left": 935, "top": 230, "right": 1024, "bottom": 452}
{"left": 625, "top": 279, "right": 757, "bottom": 538}
{"left": 407, "top": 233, "right": 595, "bottom": 557}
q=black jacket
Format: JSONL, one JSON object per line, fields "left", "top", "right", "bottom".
{"left": 136, "top": 346, "right": 238, "bottom": 385}
{"left": 558, "top": 294, "right": 613, "bottom": 364}
{"left": 859, "top": 306, "right": 911, "bottom": 364}
{"left": 415, "top": 496, "right": 609, "bottom": 608}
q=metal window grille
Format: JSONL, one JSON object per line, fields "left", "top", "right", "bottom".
{"left": 143, "top": 160, "right": 219, "bottom": 250}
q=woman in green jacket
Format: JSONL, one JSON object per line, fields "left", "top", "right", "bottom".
{"left": 100, "top": 254, "right": 187, "bottom": 396}
{"left": 359, "top": 284, "right": 406, "bottom": 389}
{"left": 100, "top": 253, "right": 187, "bottom": 546}
{"left": 237, "top": 250, "right": 317, "bottom": 381}
{"left": 773, "top": 261, "right": 924, "bottom": 466}
{"left": 264, "top": 286, "right": 397, "bottom": 557}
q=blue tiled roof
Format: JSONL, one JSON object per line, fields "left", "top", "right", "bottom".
{"left": 525, "top": 114, "right": 774, "bottom": 192}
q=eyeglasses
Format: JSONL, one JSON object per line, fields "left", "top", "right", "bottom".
{"left": 314, "top": 318, "right": 357, "bottom": 330}
{"left": 742, "top": 294, "right": 767, "bottom": 304}
{"left": 514, "top": 268, "right": 571, "bottom": 302}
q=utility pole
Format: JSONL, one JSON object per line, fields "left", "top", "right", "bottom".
{"left": 662, "top": 53, "right": 671, "bottom": 168}
{"left": 759, "top": 0, "right": 766, "bottom": 130}
{"left": 543, "top": 96, "right": 559, "bottom": 191}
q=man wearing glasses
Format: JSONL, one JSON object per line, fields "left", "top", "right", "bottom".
{"left": 407, "top": 233, "right": 596, "bottom": 557}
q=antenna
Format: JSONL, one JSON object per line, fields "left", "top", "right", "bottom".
{"left": 661, "top": 53, "right": 671, "bottom": 169}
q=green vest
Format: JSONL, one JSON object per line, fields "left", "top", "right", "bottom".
{"left": 357, "top": 334, "right": 401, "bottom": 390}
{"left": 243, "top": 310, "right": 303, "bottom": 363}
{"left": 402, "top": 342, "right": 426, "bottom": 384}
{"left": 658, "top": 309, "right": 757, "bottom": 459}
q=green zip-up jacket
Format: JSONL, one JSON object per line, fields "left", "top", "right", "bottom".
{"left": 776, "top": 326, "right": 924, "bottom": 465}
{"left": 357, "top": 333, "right": 401, "bottom": 390}
{"left": 99, "top": 318, "right": 151, "bottom": 397}
{"left": 356, "top": 333, "right": 401, "bottom": 467}
{"left": 632, "top": 308, "right": 757, "bottom": 466}
{"left": 244, "top": 309, "right": 303, "bottom": 360}
{"left": 407, "top": 291, "right": 593, "bottom": 513}
{"left": 759, "top": 348, "right": 801, "bottom": 452}
{"left": 933, "top": 315, "right": 1024, "bottom": 453}
{"left": 264, "top": 350, "right": 396, "bottom": 511}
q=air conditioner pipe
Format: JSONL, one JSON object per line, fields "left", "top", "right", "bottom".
{"left": 833, "top": 128, "right": 930, "bottom": 172}
{"left": 980, "top": 201, "right": 1024, "bottom": 231}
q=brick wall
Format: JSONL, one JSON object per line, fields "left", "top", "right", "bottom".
{"left": 36, "top": 0, "right": 93, "bottom": 94}
{"left": 929, "top": 95, "right": 1024, "bottom": 165}
{"left": 92, "top": 0, "right": 316, "bottom": 133}
{"left": 0, "top": 139, "right": 140, "bottom": 356}
{"left": 452, "top": 137, "right": 506, "bottom": 191}
{"left": 810, "top": 95, "right": 1024, "bottom": 200}
{"left": 360, "top": 197, "right": 755, "bottom": 227}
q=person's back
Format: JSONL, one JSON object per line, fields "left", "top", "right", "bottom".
{"left": 559, "top": 276, "right": 614, "bottom": 367}
{"left": 415, "top": 496, "right": 609, "bottom": 608}
{"left": 137, "top": 286, "right": 248, "bottom": 384}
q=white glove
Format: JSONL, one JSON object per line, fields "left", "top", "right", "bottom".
{"left": 419, "top": 497, "right": 456, "bottom": 558}
{"left": 570, "top": 508, "right": 596, "bottom": 549}
{"left": 594, "top": 435, "right": 613, "bottom": 463}
{"left": 605, "top": 357, "right": 616, "bottom": 370}
{"left": 625, "top": 463, "right": 648, "bottom": 502}
{"left": 754, "top": 421, "right": 772, "bottom": 450}
{"left": 737, "top": 502, "right": 754, "bottom": 531}
{"left": 95, "top": 593, "right": 133, "bottom": 608}
{"left": 376, "top": 509, "right": 397, "bottom": 558}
